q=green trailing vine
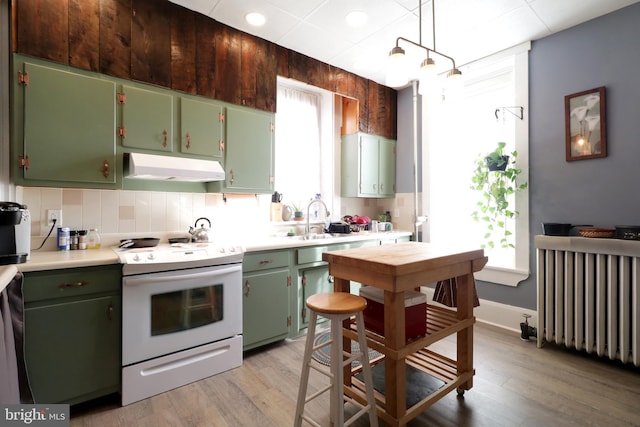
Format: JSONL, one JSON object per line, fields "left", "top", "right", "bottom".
{"left": 470, "top": 142, "right": 528, "bottom": 249}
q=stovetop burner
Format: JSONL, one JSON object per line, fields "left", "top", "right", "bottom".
{"left": 115, "top": 242, "right": 245, "bottom": 275}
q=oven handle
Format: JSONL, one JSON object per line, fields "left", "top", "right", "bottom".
{"left": 124, "top": 265, "right": 241, "bottom": 286}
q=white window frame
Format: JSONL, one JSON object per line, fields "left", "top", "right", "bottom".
{"left": 422, "top": 42, "right": 531, "bottom": 286}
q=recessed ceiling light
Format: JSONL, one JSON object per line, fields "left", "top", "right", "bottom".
{"left": 345, "top": 10, "right": 367, "bottom": 27}
{"left": 245, "top": 12, "right": 266, "bottom": 26}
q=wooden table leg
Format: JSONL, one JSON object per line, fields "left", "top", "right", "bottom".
{"left": 456, "top": 272, "right": 474, "bottom": 391}
{"left": 384, "top": 290, "right": 406, "bottom": 421}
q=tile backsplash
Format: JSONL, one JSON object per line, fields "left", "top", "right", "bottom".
{"left": 18, "top": 186, "right": 416, "bottom": 244}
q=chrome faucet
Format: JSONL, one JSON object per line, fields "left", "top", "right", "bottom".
{"left": 306, "top": 198, "right": 330, "bottom": 238}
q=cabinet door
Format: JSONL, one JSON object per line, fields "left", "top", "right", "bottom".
{"left": 359, "top": 134, "right": 380, "bottom": 197}
{"left": 179, "top": 97, "right": 225, "bottom": 160}
{"left": 20, "top": 61, "right": 117, "bottom": 185}
{"left": 300, "top": 265, "right": 332, "bottom": 326}
{"left": 378, "top": 137, "right": 396, "bottom": 197}
{"left": 120, "top": 84, "right": 173, "bottom": 152}
{"left": 243, "top": 268, "right": 290, "bottom": 350}
{"left": 222, "top": 106, "right": 274, "bottom": 193}
{"left": 25, "top": 295, "right": 121, "bottom": 405}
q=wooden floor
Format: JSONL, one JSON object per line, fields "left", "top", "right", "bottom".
{"left": 70, "top": 323, "right": 640, "bottom": 426}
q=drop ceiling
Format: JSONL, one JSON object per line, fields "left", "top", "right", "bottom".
{"left": 168, "top": 0, "right": 639, "bottom": 87}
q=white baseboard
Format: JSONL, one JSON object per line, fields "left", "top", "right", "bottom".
{"left": 421, "top": 287, "right": 536, "bottom": 334}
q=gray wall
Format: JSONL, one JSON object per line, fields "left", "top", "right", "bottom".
{"left": 396, "top": 2, "right": 640, "bottom": 310}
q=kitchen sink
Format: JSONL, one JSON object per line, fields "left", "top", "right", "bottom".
{"left": 287, "top": 233, "right": 351, "bottom": 240}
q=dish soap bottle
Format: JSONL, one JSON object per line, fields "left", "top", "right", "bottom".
{"left": 87, "top": 228, "right": 101, "bottom": 249}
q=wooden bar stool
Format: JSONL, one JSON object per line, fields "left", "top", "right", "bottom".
{"left": 294, "top": 292, "right": 378, "bottom": 427}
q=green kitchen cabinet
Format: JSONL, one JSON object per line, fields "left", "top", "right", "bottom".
{"left": 295, "top": 243, "right": 350, "bottom": 330}
{"left": 242, "top": 250, "right": 291, "bottom": 351}
{"left": 119, "top": 84, "right": 174, "bottom": 152}
{"left": 341, "top": 132, "right": 396, "bottom": 198}
{"left": 12, "top": 56, "right": 117, "bottom": 188}
{"left": 179, "top": 96, "right": 225, "bottom": 160}
{"left": 211, "top": 105, "right": 275, "bottom": 194}
{"left": 23, "top": 265, "right": 122, "bottom": 405}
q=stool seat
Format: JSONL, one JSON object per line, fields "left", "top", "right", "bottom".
{"left": 306, "top": 292, "right": 367, "bottom": 315}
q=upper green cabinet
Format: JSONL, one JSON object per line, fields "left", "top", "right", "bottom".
{"left": 211, "top": 105, "right": 275, "bottom": 194}
{"left": 13, "top": 57, "right": 117, "bottom": 187}
{"left": 179, "top": 97, "right": 225, "bottom": 160}
{"left": 119, "top": 85, "right": 174, "bottom": 152}
{"left": 341, "top": 132, "right": 396, "bottom": 198}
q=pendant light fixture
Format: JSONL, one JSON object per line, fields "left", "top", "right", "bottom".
{"left": 386, "top": 0, "right": 461, "bottom": 92}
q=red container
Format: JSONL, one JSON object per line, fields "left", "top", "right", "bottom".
{"left": 359, "top": 286, "right": 427, "bottom": 341}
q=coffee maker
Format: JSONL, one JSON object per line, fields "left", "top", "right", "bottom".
{"left": 0, "top": 202, "right": 31, "bottom": 265}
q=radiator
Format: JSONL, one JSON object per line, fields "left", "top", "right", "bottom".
{"left": 535, "top": 236, "right": 640, "bottom": 366}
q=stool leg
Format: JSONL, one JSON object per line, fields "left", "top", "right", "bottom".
{"left": 355, "top": 312, "right": 379, "bottom": 427}
{"left": 330, "top": 314, "right": 344, "bottom": 427}
{"left": 294, "top": 311, "right": 318, "bottom": 427}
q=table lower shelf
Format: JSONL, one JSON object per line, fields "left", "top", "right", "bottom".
{"left": 343, "top": 304, "right": 475, "bottom": 426}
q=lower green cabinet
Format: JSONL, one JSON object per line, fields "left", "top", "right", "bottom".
{"left": 23, "top": 265, "right": 121, "bottom": 405}
{"left": 242, "top": 251, "right": 291, "bottom": 351}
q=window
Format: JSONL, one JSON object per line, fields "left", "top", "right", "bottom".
{"left": 275, "top": 78, "right": 334, "bottom": 219}
{"left": 423, "top": 43, "right": 530, "bottom": 286}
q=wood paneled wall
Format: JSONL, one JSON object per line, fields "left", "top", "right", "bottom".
{"left": 12, "top": 0, "right": 396, "bottom": 139}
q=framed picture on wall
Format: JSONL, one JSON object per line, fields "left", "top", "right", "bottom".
{"left": 565, "top": 86, "right": 606, "bottom": 161}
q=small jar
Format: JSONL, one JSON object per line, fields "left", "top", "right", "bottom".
{"left": 86, "top": 228, "right": 101, "bottom": 249}
{"left": 70, "top": 230, "right": 79, "bottom": 250}
{"left": 78, "top": 230, "right": 87, "bottom": 250}
{"left": 57, "top": 227, "right": 70, "bottom": 251}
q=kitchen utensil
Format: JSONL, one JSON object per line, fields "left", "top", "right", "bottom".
{"left": 578, "top": 227, "right": 615, "bottom": 238}
{"left": 282, "top": 205, "right": 293, "bottom": 221}
{"left": 271, "top": 191, "right": 282, "bottom": 203}
{"left": 188, "top": 217, "right": 212, "bottom": 243}
{"left": 541, "top": 223, "right": 591, "bottom": 236}
{"left": 614, "top": 225, "right": 640, "bottom": 240}
{"left": 119, "top": 237, "right": 160, "bottom": 249}
{"left": 327, "top": 223, "right": 351, "bottom": 234}
{"left": 168, "top": 237, "right": 190, "bottom": 244}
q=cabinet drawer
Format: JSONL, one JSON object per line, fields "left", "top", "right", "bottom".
{"left": 24, "top": 264, "right": 122, "bottom": 303}
{"left": 297, "top": 243, "right": 347, "bottom": 265}
{"left": 243, "top": 250, "right": 290, "bottom": 272}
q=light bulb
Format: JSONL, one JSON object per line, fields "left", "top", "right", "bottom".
{"left": 386, "top": 46, "right": 408, "bottom": 88}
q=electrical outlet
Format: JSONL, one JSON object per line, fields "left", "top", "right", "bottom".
{"left": 41, "top": 209, "right": 62, "bottom": 235}
{"left": 47, "top": 209, "right": 62, "bottom": 226}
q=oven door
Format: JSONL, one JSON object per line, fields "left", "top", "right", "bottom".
{"left": 122, "top": 263, "right": 242, "bottom": 366}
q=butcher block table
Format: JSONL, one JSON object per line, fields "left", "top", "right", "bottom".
{"left": 322, "top": 242, "right": 487, "bottom": 427}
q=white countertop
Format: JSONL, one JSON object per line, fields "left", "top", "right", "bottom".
{"left": 14, "top": 231, "right": 412, "bottom": 273}
{"left": 1, "top": 264, "right": 18, "bottom": 293}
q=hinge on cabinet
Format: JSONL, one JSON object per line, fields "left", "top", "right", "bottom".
{"left": 302, "top": 276, "right": 307, "bottom": 287}
{"left": 287, "top": 275, "right": 292, "bottom": 286}
{"left": 117, "top": 92, "right": 126, "bottom": 104}
{"left": 269, "top": 176, "right": 274, "bottom": 184}
{"left": 287, "top": 316, "right": 292, "bottom": 327}
{"left": 19, "top": 155, "right": 30, "bottom": 170}
{"left": 17, "top": 71, "right": 29, "bottom": 86}
{"left": 270, "top": 122, "right": 275, "bottom": 132}
{"left": 219, "top": 140, "right": 225, "bottom": 152}
{"left": 219, "top": 112, "right": 225, "bottom": 123}
{"left": 117, "top": 127, "right": 126, "bottom": 138}
{"left": 302, "top": 308, "right": 306, "bottom": 320}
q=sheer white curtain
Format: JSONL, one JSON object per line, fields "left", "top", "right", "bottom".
{"left": 275, "top": 84, "right": 321, "bottom": 209}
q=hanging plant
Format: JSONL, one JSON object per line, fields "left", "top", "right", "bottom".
{"left": 470, "top": 142, "right": 527, "bottom": 249}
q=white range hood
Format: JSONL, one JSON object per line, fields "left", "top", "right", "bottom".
{"left": 127, "top": 153, "right": 225, "bottom": 182}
